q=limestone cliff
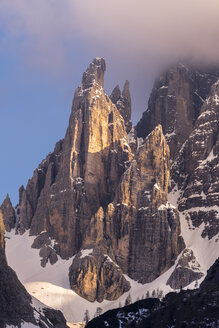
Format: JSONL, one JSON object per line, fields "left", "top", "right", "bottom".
{"left": 171, "top": 79, "right": 219, "bottom": 239}
{"left": 105, "top": 125, "right": 184, "bottom": 282}
{"left": 2, "top": 58, "right": 188, "bottom": 303}
{"left": 136, "top": 62, "right": 219, "bottom": 159}
{"left": 16, "top": 58, "right": 133, "bottom": 260}
{"left": 110, "top": 80, "right": 132, "bottom": 133}
{"left": 69, "top": 246, "right": 130, "bottom": 302}
{"left": 0, "top": 194, "right": 15, "bottom": 232}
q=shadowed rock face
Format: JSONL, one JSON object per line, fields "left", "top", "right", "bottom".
{"left": 68, "top": 125, "right": 184, "bottom": 299}
{"left": 167, "top": 248, "right": 204, "bottom": 289}
{"left": 136, "top": 62, "right": 219, "bottom": 159}
{"left": 171, "top": 79, "right": 219, "bottom": 239}
{"left": 0, "top": 210, "right": 68, "bottom": 328}
{"left": 110, "top": 80, "right": 132, "bottom": 133}
{"left": 105, "top": 125, "right": 184, "bottom": 283}
{"left": 0, "top": 211, "right": 35, "bottom": 326}
{"left": 2, "top": 58, "right": 185, "bottom": 302}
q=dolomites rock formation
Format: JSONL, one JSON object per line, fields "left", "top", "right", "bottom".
{"left": 69, "top": 247, "right": 130, "bottom": 302}
{"left": 172, "top": 79, "right": 219, "bottom": 239}
{"left": 68, "top": 125, "right": 184, "bottom": 299}
{"left": 0, "top": 194, "right": 16, "bottom": 232}
{"left": 167, "top": 249, "right": 204, "bottom": 289}
{"left": 1, "top": 58, "right": 188, "bottom": 301}
{"left": 105, "top": 125, "right": 184, "bottom": 283}
{"left": 11, "top": 57, "right": 219, "bottom": 304}
{"left": 110, "top": 80, "right": 132, "bottom": 133}
{"left": 15, "top": 58, "right": 132, "bottom": 260}
{"left": 136, "top": 63, "right": 219, "bottom": 159}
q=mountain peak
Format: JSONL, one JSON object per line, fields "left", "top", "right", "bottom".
{"left": 82, "top": 57, "right": 106, "bottom": 89}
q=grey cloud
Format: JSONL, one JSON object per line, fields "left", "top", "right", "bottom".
{"left": 1, "top": 0, "right": 219, "bottom": 119}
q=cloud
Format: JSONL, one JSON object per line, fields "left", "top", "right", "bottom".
{"left": 72, "top": 0, "right": 219, "bottom": 66}
{"left": 1, "top": 0, "right": 219, "bottom": 70}
{"left": 0, "top": 0, "right": 219, "bottom": 116}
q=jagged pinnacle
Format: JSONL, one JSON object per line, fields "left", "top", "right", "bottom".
{"left": 82, "top": 57, "right": 106, "bottom": 89}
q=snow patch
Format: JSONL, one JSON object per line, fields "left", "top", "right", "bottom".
{"left": 80, "top": 249, "right": 93, "bottom": 259}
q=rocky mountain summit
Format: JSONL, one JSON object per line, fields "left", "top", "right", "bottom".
{"left": 1, "top": 57, "right": 219, "bottom": 314}
{"left": 1, "top": 58, "right": 185, "bottom": 303}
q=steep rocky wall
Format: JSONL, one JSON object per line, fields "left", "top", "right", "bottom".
{"left": 0, "top": 195, "right": 15, "bottom": 232}
{"left": 16, "top": 58, "right": 132, "bottom": 259}
{"left": 110, "top": 80, "right": 132, "bottom": 133}
{"left": 0, "top": 210, "right": 5, "bottom": 250}
{"left": 171, "top": 79, "right": 219, "bottom": 239}
{"left": 105, "top": 125, "right": 184, "bottom": 282}
{"left": 136, "top": 63, "right": 219, "bottom": 159}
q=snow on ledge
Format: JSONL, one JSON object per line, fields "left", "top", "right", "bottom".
{"left": 79, "top": 249, "right": 93, "bottom": 259}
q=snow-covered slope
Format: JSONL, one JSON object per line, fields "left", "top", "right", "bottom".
{"left": 5, "top": 229, "right": 181, "bottom": 323}
{"left": 169, "top": 188, "right": 219, "bottom": 277}
{"left": 7, "top": 212, "right": 218, "bottom": 324}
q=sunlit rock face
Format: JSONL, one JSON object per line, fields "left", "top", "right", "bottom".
{"left": 105, "top": 125, "right": 184, "bottom": 283}
{"left": 69, "top": 246, "right": 130, "bottom": 302}
{"left": 4, "top": 58, "right": 186, "bottom": 302}
{"left": 16, "top": 58, "right": 133, "bottom": 260}
{"left": 0, "top": 194, "right": 16, "bottom": 232}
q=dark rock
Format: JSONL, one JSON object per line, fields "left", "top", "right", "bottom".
{"left": 32, "top": 231, "right": 51, "bottom": 249}
{"left": 41, "top": 308, "right": 67, "bottom": 328}
{"left": 110, "top": 80, "right": 132, "bottom": 133}
{"left": 171, "top": 79, "right": 219, "bottom": 239}
{"left": 0, "top": 210, "right": 36, "bottom": 327}
{"left": 39, "top": 245, "right": 58, "bottom": 267}
{"left": 136, "top": 62, "right": 219, "bottom": 159}
{"left": 167, "top": 248, "right": 204, "bottom": 289}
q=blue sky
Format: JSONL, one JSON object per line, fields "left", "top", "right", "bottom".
{"left": 0, "top": 0, "right": 218, "bottom": 205}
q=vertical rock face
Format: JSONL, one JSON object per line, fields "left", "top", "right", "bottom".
{"left": 69, "top": 247, "right": 130, "bottom": 302}
{"left": 2, "top": 58, "right": 187, "bottom": 302}
{"left": 106, "top": 125, "right": 184, "bottom": 282}
{"left": 16, "top": 58, "right": 132, "bottom": 259}
{"left": 110, "top": 80, "right": 132, "bottom": 133}
{"left": 167, "top": 249, "right": 204, "bottom": 289}
{"left": 0, "top": 194, "right": 16, "bottom": 232}
{"left": 136, "top": 63, "right": 219, "bottom": 159}
{"left": 171, "top": 79, "right": 219, "bottom": 239}
{"left": 0, "top": 210, "right": 5, "bottom": 250}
